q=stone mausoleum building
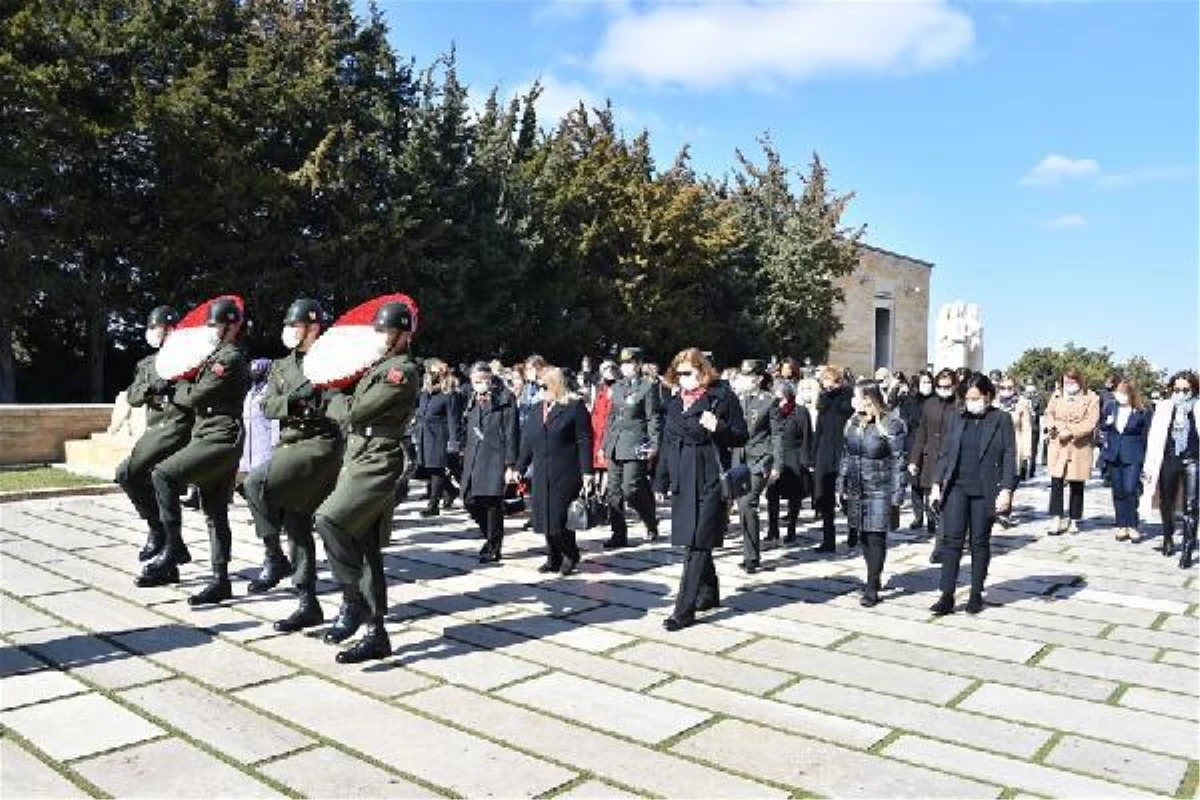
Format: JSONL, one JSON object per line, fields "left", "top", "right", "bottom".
{"left": 826, "top": 242, "right": 932, "bottom": 378}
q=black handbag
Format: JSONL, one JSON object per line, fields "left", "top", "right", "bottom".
{"left": 711, "top": 440, "right": 752, "bottom": 502}
{"left": 566, "top": 486, "right": 599, "bottom": 531}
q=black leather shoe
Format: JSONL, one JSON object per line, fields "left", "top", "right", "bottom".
{"left": 247, "top": 556, "right": 292, "bottom": 595}
{"left": 860, "top": 590, "right": 879, "bottom": 607}
{"left": 336, "top": 623, "right": 391, "bottom": 664}
{"left": 537, "top": 560, "right": 562, "bottom": 574}
{"left": 1161, "top": 537, "right": 1176, "bottom": 557}
{"left": 188, "top": 578, "right": 233, "bottom": 606}
{"left": 647, "top": 527, "right": 661, "bottom": 542}
{"left": 323, "top": 599, "right": 369, "bottom": 644}
{"left": 559, "top": 557, "right": 579, "bottom": 576}
{"left": 695, "top": 597, "right": 719, "bottom": 612}
{"left": 815, "top": 543, "right": 836, "bottom": 554}
{"left": 739, "top": 562, "right": 759, "bottom": 574}
{"left": 1179, "top": 539, "right": 1195, "bottom": 570}
{"left": 965, "top": 593, "right": 984, "bottom": 614}
{"left": 929, "top": 549, "right": 943, "bottom": 564}
{"left": 274, "top": 594, "right": 324, "bottom": 633}
{"left": 930, "top": 593, "right": 955, "bottom": 616}
{"left": 175, "top": 545, "right": 192, "bottom": 565}
{"left": 782, "top": 533, "right": 796, "bottom": 545}
{"left": 138, "top": 531, "right": 165, "bottom": 562}
{"left": 135, "top": 562, "right": 179, "bottom": 587}
{"left": 419, "top": 505, "right": 440, "bottom": 518}
{"left": 602, "top": 535, "right": 629, "bottom": 550}
{"left": 908, "top": 519, "right": 924, "bottom": 530}
{"left": 763, "top": 537, "right": 780, "bottom": 550}
{"left": 663, "top": 615, "right": 694, "bottom": 632}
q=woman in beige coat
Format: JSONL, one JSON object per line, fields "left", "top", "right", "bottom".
{"left": 1043, "top": 368, "right": 1100, "bottom": 535}
{"left": 994, "top": 375, "right": 1032, "bottom": 526}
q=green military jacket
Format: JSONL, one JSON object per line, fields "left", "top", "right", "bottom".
{"left": 123, "top": 353, "right": 193, "bottom": 476}
{"left": 735, "top": 389, "right": 776, "bottom": 474}
{"left": 160, "top": 341, "right": 251, "bottom": 487}
{"left": 316, "top": 352, "right": 420, "bottom": 537}
{"left": 603, "top": 375, "right": 662, "bottom": 461}
{"left": 258, "top": 350, "right": 343, "bottom": 514}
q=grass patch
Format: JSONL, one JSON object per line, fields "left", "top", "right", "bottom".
{"left": 1177, "top": 760, "right": 1198, "bottom": 799}
{"left": 1151, "top": 612, "right": 1170, "bottom": 631}
{"left": 1106, "top": 683, "right": 1132, "bottom": 706}
{"left": 0, "top": 466, "right": 108, "bottom": 492}
{"left": 1025, "top": 643, "right": 1055, "bottom": 666}
{"left": 945, "top": 679, "right": 983, "bottom": 709}
{"left": 866, "top": 729, "right": 904, "bottom": 755}
{"left": 1031, "top": 731, "right": 1064, "bottom": 763}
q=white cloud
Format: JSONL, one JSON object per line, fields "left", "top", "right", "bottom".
{"left": 1019, "top": 154, "right": 1100, "bottom": 187}
{"left": 1044, "top": 213, "right": 1087, "bottom": 230}
{"left": 1096, "top": 164, "right": 1196, "bottom": 187}
{"left": 590, "top": 0, "right": 975, "bottom": 90}
{"left": 515, "top": 73, "right": 609, "bottom": 128}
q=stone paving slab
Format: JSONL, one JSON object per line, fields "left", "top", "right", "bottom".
{"left": 111, "top": 625, "right": 295, "bottom": 691}
{"left": 612, "top": 640, "right": 793, "bottom": 695}
{"left": 1118, "top": 685, "right": 1200, "bottom": 721}
{"left": 27, "top": 588, "right": 171, "bottom": 634}
{"left": 1108, "top": 624, "right": 1200, "bottom": 652}
{"left": 674, "top": 718, "right": 1001, "bottom": 798}
{"left": 248, "top": 629, "right": 436, "bottom": 698}
{"left": 2, "top": 559, "right": 84, "bottom": 597}
{"left": 238, "top": 675, "right": 575, "bottom": 797}
{"left": 256, "top": 746, "right": 438, "bottom": 798}
{"left": 388, "top": 628, "right": 547, "bottom": 690}
{"left": 0, "top": 643, "right": 47, "bottom": 677}
{"left": 1, "top": 692, "right": 165, "bottom": 761}
{"left": 1040, "top": 646, "right": 1199, "bottom": 695}
{"left": 0, "top": 596, "right": 60, "bottom": 635}
{"left": 0, "top": 668, "right": 90, "bottom": 710}
{"left": 0, "top": 738, "right": 89, "bottom": 799}
{"left": 71, "top": 738, "right": 283, "bottom": 798}
{"left": 1044, "top": 734, "right": 1189, "bottom": 794}
{"left": 555, "top": 779, "right": 642, "bottom": 798}
{"left": 7, "top": 625, "right": 173, "bottom": 689}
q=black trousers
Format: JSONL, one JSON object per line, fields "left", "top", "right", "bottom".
{"left": 1108, "top": 460, "right": 1141, "bottom": 528}
{"left": 606, "top": 458, "right": 657, "bottom": 535}
{"left": 1049, "top": 478, "right": 1085, "bottom": 520}
{"left": 910, "top": 477, "right": 927, "bottom": 527}
{"left": 674, "top": 547, "right": 718, "bottom": 619}
{"left": 861, "top": 530, "right": 887, "bottom": 592}
{"left": 544, "top": 529, "right": 581, "bottom": 565}
{"left": 815, "top": 471, "right": 838, "bottom": 546}
{"left": 243, "top": 463, "right": 317, "bottom": 590}
{"left": 938, "top": 486, "right": 993, "bottom": 595}
{"left": 1159, "top": 457, "right": 1200, "bottom": 540}
{"left": 737, "top": 471, "right": 769, "bottom": 564}
{"left": 765, "top": 481, "right": 800, "bottom": 541}
{"left": 466, "top": 495, "right": 505, "bottom": 554}
{"left": 151, "top": 466, "right": 233, "bottom": 572}
{"left": 315, "top": 514, "right": 387, "bottom": 617}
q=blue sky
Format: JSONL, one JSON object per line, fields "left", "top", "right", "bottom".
{"left": 365, "top": 0, "right": 1198, "bottom": 374}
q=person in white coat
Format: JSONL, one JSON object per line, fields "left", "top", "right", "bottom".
{"left": 1141, "top": 371, "right": 1200, "bottom": 568}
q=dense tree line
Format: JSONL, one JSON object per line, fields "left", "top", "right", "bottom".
{"left": 1, "top": 0, "right": 863, "bottom": 403}
{"left": 1009, "top": 344, "right": 1169, "bottom": 396}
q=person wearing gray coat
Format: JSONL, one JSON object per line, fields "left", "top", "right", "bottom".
{"left": 837, "top": 381, "right": 908, "bottom": 607}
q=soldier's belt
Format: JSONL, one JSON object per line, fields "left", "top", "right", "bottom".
{"left": 349, "top": 424, "right": 406, "bottom": 440}
{"left": 196, "top": 406, "right": 240, "bottom": 418}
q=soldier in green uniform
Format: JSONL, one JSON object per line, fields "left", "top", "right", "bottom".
{"left": 242, "top": 299, "right": 343, "bottom": 632}
{"left": 601, "top": 346, "right": 662, "bottom": 548}
{"left": 137, "top": 297, "right": 251, "bottom": 607}
{"left": 118, "top": 306, "right": 194, "bottom": 564}
{"left": 315, "top": 299, "right": 420, "bottom": 664}
{"left": 732, "top": 359, "right": 776, "bottom": 573}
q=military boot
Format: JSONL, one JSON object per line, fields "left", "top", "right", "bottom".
{"left": 335, "top": 617, "right": 391, "bottom": 664}
{"left": 138, "top": 522, "right": 166, "bottom": 562}
{"left": 274, "top": 590, "right": 324, "bottom": 633}
{"left": 323, "top": 592, "right": 369, "bottom": 644}
{"left": 188, "top": 565, "right": 233, "bottom": 606}
{"left": 247, "top": 536, "right": 292, "bottom": 594}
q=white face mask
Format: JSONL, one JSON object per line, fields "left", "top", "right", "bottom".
{"left": 917, "top": 382, "right": 932, "bottom": 396}
{"left": 999, "top": 389, "right": 1014, "bottom": 399}
{"left": 851, "top": 396, "right": 864, "bottom": 413}
{"left": 678, "top": 373, "right": 700, "bottom": 391}
{"left": 1025, "top": 385, "right": 1035, "bottom": 393}
{"left": 281, "top": 326, "right": 303, "bottom": 351}
{"left": 965, "top": 399, "right": 988, "bottom": 416}
{"left": 372, "top": 331, "right": 392, "bottom": 358}
{"left": 1114, "top": 391, "right": 1129, "bottom": 406}
{"left": 204, "top": 326, "right": 222, "bottom": 347}
{"left": 620, "top": 363, "right": 637, "bottom": 379}
{"left": 472, "top": 380, "right": 490, "bottom": 395}
{"left": 145, "top": 328, "right": 165, "bottom": 349}
{"left": 1064, "top": 382, "right": 1079, "bottom": 395}
{"left": 936, "top": 387, "right": 954, "bottom": 399}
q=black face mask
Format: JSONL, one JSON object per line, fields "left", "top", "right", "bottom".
{"left": 603, "top": 376, "right": 616, "bottom": 385}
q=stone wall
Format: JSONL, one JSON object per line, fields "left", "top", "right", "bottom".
{"left": 0, "top": 405, "right": 115, "bottom": 465}
{"left": 826, "top": 244, "right": 932, "bottom": 377}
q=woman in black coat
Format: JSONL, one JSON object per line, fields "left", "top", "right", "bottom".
{"left": 929, "top": 373, "right": 1017, "bottom": 616}
{"left": 813, "top": 366, "right": 855, "bottom": 552}
{"left": 516, "top": 367, "right": 595, "bottom": 576}
{"left": 908, "top": 368, "right": 959, "bottom": 558}
{"left": 899, "top": 371, "right": 932, "bottom": 528}
{"left": 462, "top": 362, "right": 520, "bottom": 563}
{"left": 654, "top": 349, "right": 748, "bottom": 632}
{"left": 836, "top": 381, "right": 908, "bottom": 607}
{"left": 414, "top": 358, "right": 464, "bottom": 517}
{"left": 767, "top": 380, "right": 814, "bottom": 544}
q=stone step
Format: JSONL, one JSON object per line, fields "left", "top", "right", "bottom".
{"left": 63, "top": 437, "right": 132, "bottom": 481}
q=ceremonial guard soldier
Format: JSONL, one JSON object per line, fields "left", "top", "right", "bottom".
{"left": 242, "top": 298, "right": 344, "bottom": 633}
{"left": 118, "top": 306, "right": 194, "bottom": 564}
{"left": 601, "top": 346, "right": 662, "bottom": 548}
{"left": 732, "top": 359, "right": 775, "bottom": 572}
{"left": 309, "top": 296, "right": 421, "bottom": 664}
{"left": 137, "top": 296, "right": 251, "bottom": 607}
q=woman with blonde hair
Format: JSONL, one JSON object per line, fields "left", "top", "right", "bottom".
{"left": 1141, "top": 370, "right": 1200, "bottom": 565}
{"left": 413, "top": 358, "right": 464, "bottom": 517}
{"left": 1099, "top": 379, "right": 1151, "bottom": 542}
{"left": 1044, "top": 368, "right": 1100, "bottom": 535}
{"left": 654, "top": 349, "right": 748, "bottom": 631}
{"left": 516, "top": 367, "right": 596, "bottom": 575}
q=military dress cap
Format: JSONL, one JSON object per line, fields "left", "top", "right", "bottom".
{"left": 739, "top": 359, "right": 767, "bottom": 375}
{"left": 283, "top": 298, "right": 327, "bottom": 326}
{"left": 205, "top": 296, "right": 243, "bottom": 325}
{"left": 372, "top": 300, "right": 413, "bottom": 332}
{"left": 147, "top": 305, "right": 180, "bottom": 328}
{"left": 618, "top": 346, "right": 644, "bottom": 363}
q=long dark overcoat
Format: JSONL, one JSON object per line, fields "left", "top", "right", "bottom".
{"left": 461, "top": 386, "right": 520, "bottom": 500}
{"left": 414, "top": 389, "right": 463, "bottom": 472}
{"left": 516, "top": 399, "right": 593, "bottom": 534}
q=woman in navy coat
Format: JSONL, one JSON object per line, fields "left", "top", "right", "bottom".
{"left": 516, "top": 367, "right": 595, "bottom": 575}
{"left": 1099, "top": 379, "right": 1151, "bottom": 541}
{"left": 414, "top": 358, "right": 464, "bottom": 517}
{"left": 654, "top": 349, "right": 748, "bottom": 631}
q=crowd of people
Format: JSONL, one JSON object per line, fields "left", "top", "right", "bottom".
{"left": 116, "top": 295, "right": 1200, "bottom": 662}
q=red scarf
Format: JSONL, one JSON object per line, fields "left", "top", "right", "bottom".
{"left": 778, "top": 398, "right": 795, "bottom": 417}
{"left": 681, "top": 386, "right": 706, "bottom": 411}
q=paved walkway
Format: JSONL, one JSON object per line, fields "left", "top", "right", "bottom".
{"left": 2, "top": 475, "right": 1197, "bottom": 799}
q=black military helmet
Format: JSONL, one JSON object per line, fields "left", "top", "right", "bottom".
{"left": 146, "top": 306, "right": 180, "bottom": 328}
{"left": 618, "top": 346, "right": 644, "bottom": 363}
{"left": 283, "top": 298, "right": 326, "bottom": 326}
{"left": 739, "top": 358, "right": 766, "bottom": 375}
{"left": 206, "top": 296, "right": 242, "bottom": 326}
{"left": 372, "top": 300, "right": 413, "bottom": 332}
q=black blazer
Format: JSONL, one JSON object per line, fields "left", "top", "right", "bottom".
{"left": 933, "top": 408, "right": 1017, "bottom": 502}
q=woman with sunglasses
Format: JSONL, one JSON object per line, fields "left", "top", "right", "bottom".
{"left": 654, "top": 349, "right": 748, "bottom": 631}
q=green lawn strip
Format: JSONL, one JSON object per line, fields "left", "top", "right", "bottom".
{"left": 0, "top": 466, "right": 110, "bottom": 492}
{"left": 0, "top": 725, "right": 113, "bottom": 798}
{"left": 1176, "top": 760, "right": 1199, "bottom": 799}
